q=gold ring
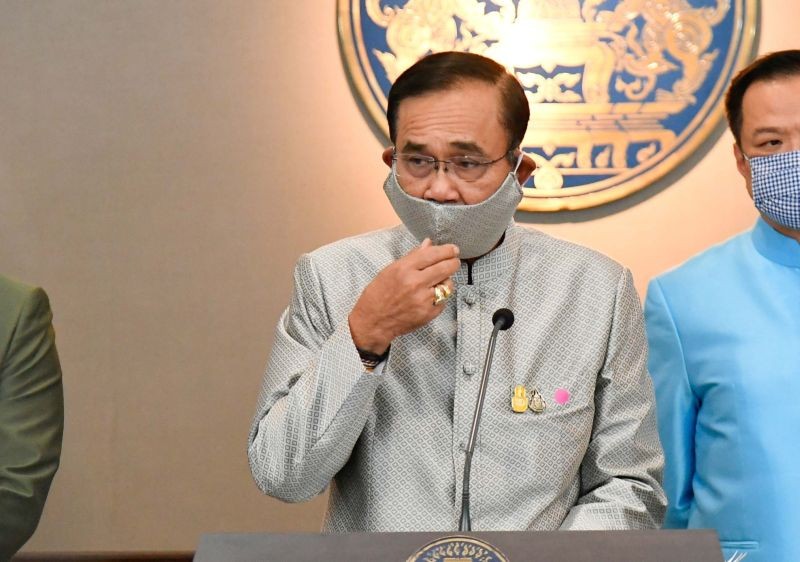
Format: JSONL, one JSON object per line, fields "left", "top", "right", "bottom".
{"left": 433, "top": 283, "right": 451, "bottom": 305}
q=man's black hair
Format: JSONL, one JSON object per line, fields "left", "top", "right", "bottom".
{"left": 386, "top": 52, "right": 529, "bottom": 150}
{"left": 726, "top": 49, "right": 800, "bottom": 145}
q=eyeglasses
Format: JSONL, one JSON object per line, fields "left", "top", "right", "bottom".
{"left": 392, "top": 149, "right": 513, "bottom": 182}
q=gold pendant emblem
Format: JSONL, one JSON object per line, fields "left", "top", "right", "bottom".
{"left": 529, "top": 388, "right": 546, "bottom": 414}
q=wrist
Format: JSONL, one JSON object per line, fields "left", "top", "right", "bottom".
{"left": 348, "top": 310, "right": 392, "bottom": 356}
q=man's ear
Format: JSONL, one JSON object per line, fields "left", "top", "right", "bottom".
{"left": 733, "top": 142, "right": 755, "bottom": 198}
{"left": 515, "top": 152, "right": 536, "bottom": 184}
{"left": 733, "top": 142, "right": 749, "bottom": 180}
{"left": 382, "top": 147, "right": 394, "bottom": 168}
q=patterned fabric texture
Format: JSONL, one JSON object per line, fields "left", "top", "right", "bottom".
{"left": 248, "top": 223, "right": 666, "bottom": 532}
{"left": 750, "top": 149, "right": 800, "bottom": 230}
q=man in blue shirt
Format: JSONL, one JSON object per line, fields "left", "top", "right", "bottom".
{"left": 645, "top": 49, "right": 800, "bottom": 562}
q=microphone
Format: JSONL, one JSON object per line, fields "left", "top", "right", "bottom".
{"left": 459, "top": 308, "right": 514, "bottom": 532}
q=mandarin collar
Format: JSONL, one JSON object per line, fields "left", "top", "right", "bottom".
{"left": 453, "top": 222, "right": 519, "bottom": 285}
{"left": 751, "top": 217, "right": 800, "bottom": 268}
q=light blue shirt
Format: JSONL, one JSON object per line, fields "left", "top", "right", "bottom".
{"left": 645, "top": 218, "right": 800, "bottom": 562}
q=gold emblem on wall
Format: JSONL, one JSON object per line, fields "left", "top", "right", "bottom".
{"left": 338, "top": 0, "right": 759, "bottom": 212}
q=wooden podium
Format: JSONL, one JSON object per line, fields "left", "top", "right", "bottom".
{"left": 195, "top": 530, "right": 723, "bottom": 561}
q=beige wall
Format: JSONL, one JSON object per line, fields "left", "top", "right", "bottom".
{"left": 0, "top": 0, "right": 791, "bottom": 553}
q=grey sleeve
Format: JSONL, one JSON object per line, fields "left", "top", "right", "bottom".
{"left": 560, "top": 268, "right": 667, "bottom": 530}
{"left": 247, "top": 254, "right": 382, "bottom": 502}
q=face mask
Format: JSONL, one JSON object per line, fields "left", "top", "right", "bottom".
{"left": 746, "top": 149, "right": 800, "bottom": 230}
{"left": 383, "top": 157, "right": 523, "bottom": 259}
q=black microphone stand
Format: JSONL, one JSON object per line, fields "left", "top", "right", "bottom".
{"left": 459, "top": 309, "right": 514, "bottom": 532}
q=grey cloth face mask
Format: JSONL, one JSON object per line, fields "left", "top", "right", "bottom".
{"left": 383, "top": 158, "right": 524, "bottom": 259}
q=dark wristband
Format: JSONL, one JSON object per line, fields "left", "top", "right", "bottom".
{"left": 356, "top": 346, "right": 390, "bottom": 372}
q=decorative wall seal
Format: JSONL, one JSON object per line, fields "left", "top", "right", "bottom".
{"left": 338, "top": 0, "right": 759, "bottom": 211}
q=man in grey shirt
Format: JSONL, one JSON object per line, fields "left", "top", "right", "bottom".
{"left": 249, "top": 51, "right": 665, "bottom": 532}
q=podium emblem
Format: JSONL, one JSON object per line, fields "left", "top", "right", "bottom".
{"left": 407, "top": 535, "right": 509, "bottom": 562}
{"left": 338, "top": 0, "right": 758, "bottom": 212}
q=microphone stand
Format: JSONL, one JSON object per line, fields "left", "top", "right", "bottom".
{"left": 459, "top": 309, "right": 513, "bottom": 532}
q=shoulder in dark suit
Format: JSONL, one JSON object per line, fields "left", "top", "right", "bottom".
{"left": 0, "top": 275, "right": 64, "bottom": 561}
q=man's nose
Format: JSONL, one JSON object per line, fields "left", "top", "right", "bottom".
{"left": 423, "top": 164, "right": 461, "bottom": 203}
{"left": 787, "top": 134, "right": 800, "bottom": 152}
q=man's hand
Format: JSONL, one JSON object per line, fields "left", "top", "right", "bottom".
{"left": 349, "top": 239, "right": 460, "bottom": 355}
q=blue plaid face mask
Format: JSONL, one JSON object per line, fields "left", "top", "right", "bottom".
{"left": 746, "top": 149, "right": 800, "bottom": 230}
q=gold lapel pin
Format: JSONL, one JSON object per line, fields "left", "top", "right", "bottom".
{"left": 511, "top": 384, "right": 529, "bottom": 413}
{"left": 529, "top": 388, "right": 546, "bottom": 414}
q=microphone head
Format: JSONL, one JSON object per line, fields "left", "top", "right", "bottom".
{"left": 492, "top": 308, "right": 514, "bottom": 330}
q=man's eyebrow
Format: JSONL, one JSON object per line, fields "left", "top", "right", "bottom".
{"left": 752, "top": 126, "right": 786, "bottom": 136}
{"left": 399, "top": 140, "right": 489, "bottom": 155}
{"left": 400, "top": 141, "right": 427, "bottom": 153}
{"left": 450, "top": 140, "right": 486, "bottom": 155}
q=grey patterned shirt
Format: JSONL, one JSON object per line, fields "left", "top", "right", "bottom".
{"left": 248, "top": 223, "right": 666, "bottom": 532}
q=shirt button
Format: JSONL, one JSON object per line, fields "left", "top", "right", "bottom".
{"left": 463, "top": 363, "right": 476, "bottom": 376}
{"left": 462, "top": 289, "right": 476, "bottom": 305}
